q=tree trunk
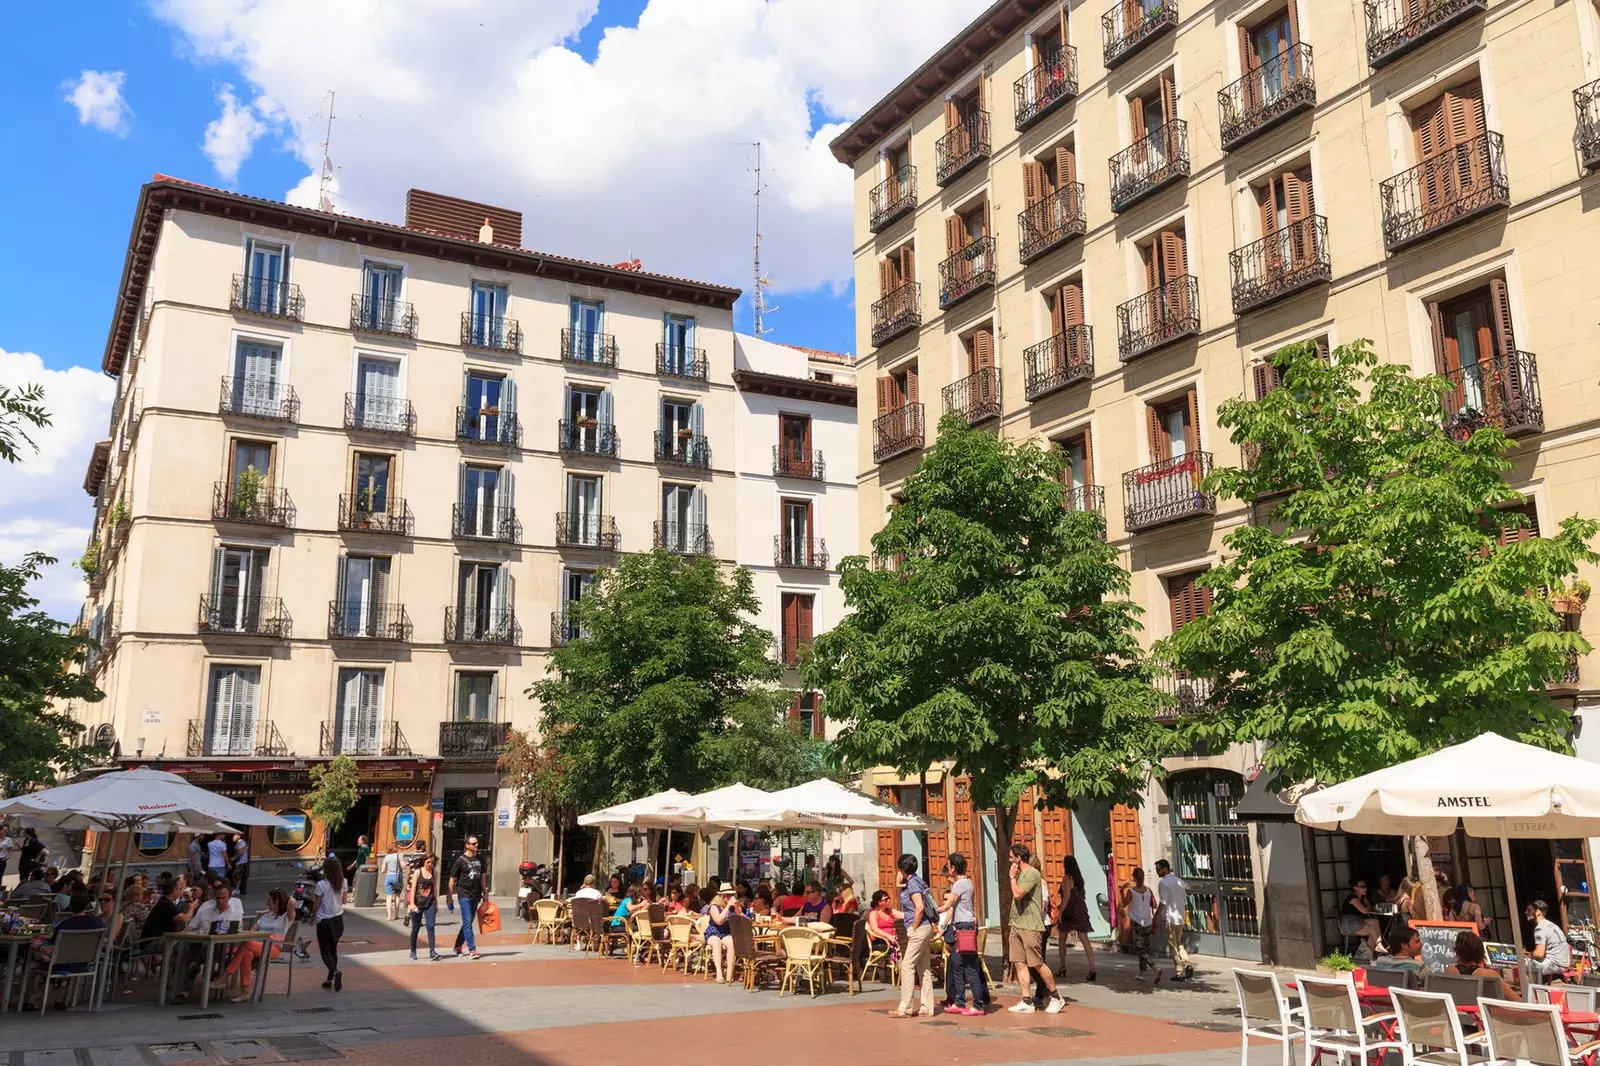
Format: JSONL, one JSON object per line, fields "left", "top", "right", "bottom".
{"left": 1410, "top": 835, "right": 1442, "bottom": 922}
{"left": 995, "top": 802, "right": 1017, "bottom": 989}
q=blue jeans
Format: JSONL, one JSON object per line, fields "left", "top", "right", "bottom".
{"left": 946, "top": 922, "right": 986, "bottom": 1007}
{"left": 410, "top": 902, "right": 437, "bottom": 956}
{"left": 454, "top": 896, "right": 478, "bottom": 953}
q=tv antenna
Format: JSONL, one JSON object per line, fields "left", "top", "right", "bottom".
{"left": 739, "top": 142, "right": 778, "bottom": 337}
{"left": 317, "top": 90, "right": 338, "bottom": 212}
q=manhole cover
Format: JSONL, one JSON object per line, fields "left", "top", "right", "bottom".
{"left": 1025, "top": 1027, "right": 1091, "bottom": 1038}
{"left": 206, "top": 1041, "right": 280, "bottom": 1065}
{"left": 1177, "top": 1021, "right": 1238, "bottom": 1033}
{"left": 176, "top": 1014, "right": 223, "bottom": 1022}
{"left": 289, "top": 1007, "right": 335, "bottom": 1015}
{"left": 261, "top": 1037, "right": 340, "bottom": 1063}
{"left": 147, "top": 1046, "right": 209, "bottom": 1066}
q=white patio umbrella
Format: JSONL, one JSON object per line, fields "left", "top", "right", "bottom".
{"left": 578, "top": 789, "right": 707, "bottom": 887}
{"left": 767, "top": 778, "right": 945, "bottom": 830}
{"left": 1295, "top": 732, "right": 1600, "bottom": 959}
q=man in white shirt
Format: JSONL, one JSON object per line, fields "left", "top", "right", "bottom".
{"left": 572, "top": 874, "right": 603, "bottom": 901}
{"left": 1526, "top": 899, "right": 1572, "bottom": 981}
{"left": 1155, "top": 859, "right": 1194, "bottom": 983}
{"left": 176, "top": 882, "right": 245, "bottom": 1001}
{"left": 205, "top": 834, "right": 229, "bottom": 884}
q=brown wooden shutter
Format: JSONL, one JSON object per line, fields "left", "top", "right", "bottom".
{"left": 1185, "top": 387, "right": 1202, "bottom": 449}
{"left": 879, "top": 258, "right": 896, "bottom": 296}
{"left": 1251, "top": 362, "right": 1278, "bottom": 400}
{"left": 1240, "top": 22, "right": 1260, "bottom": 72}
{"left": 876, "top": 375, "right": 892, "bottom": 415}
{"left": 1257, "top": 183, "right": 1279, "bottom": 241}
{"left": 1048, "top": 289, "right": 1063, "bottom": 337}
{"left": 1428, "top": 301, "right": 1452, "bottom": 375}
{"left": 1488, "top": 278, "right": 1517, "bottom": 358}
{"left": 1498, "top": 502, "right": 1541, "bottom": 544}
{"left": 1169, "top": 572, "right": 1194, "bottom": 630}
{"left": 1445, "top": 81, "right": 1486, "bottom": 148}
{"left": 1285, "top": 167, "right": 1316, "bottom": 264}
{"left": 1022, "top": 161, "right": 1046, "bottom": 208}
{"left": 1123, "top": 0, "right": 1144, "bottom": 34}
{"left": 1081, "top": 427, "right": 1095, "bottom": 486}
{"left": 945, "top": 215, "right": 968, "bottom": 256}
{"left": 1314, "top": 335, "right": 1330, "bottom": 361}
{"left": 1286, "top": 0, "right": 1302, "bottom": 47}
{"left": 970, "top": 328, "right": 994, "bottom": 373}
{"left": 1160, "top": 70, "right": 1178, "bottom": 126}
{"left": 1055, "top": 144, "right": 1076, "bottom": 188}
{"left": 1161, "top": 229, "right": 1187, "bottom": 278}
{"left": 976, "top": 74, "right": 986, "bottom": 113}
{"left": 944, "top": 98, "right": 960, "bottom": 131}
{"left": 906, "top": 363, "right": 919, "bottom": 403}
{"left": 1148, "top": 404, "right": 1168, "bottom": 460}
{"left": 782, "top": 592, "right": 799, "bottom": 663}
{"left": 1060, "top": 2, "right": 1070, "bottom": 48}
{"left": 1131, "top": 95, "right": 1148, "bottom": 142}
{"left": 798, "top": 594, "right": 813, "bottom": 647}
{"left": 899, "top": 244, "right": 916, "bottom": 284}
{"left": 1412, "top": 96, "right": 1449, "bottom": 209}
{"left": 1142, "top": 243, "right": 1159, "bottom": 294}
{"left": 1060, "top": 279, "right": 1084, "bottom": 326}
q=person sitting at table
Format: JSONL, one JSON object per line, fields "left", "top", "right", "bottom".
{"left": 776, "top": 881, "right": 805, "bottom": 915}
{"left": 704, "top": 885, "right": 738, "bottom": 984}
{"left": 607, "top": 886, "right": 637, "bottom": 931}
{"left": 1340, "top": 879, "right": 1384, "bottom": 957}
{"left": 211, "top": 888, "right": 290, "bottom": 1002}
{"left": 572, "top": 874, "right": 604, "bottom": 902}
{"left": 733, "top": 882, "right": 752, "bottom": 913}
{"left": 8, "top": 867, "right": 52, "bottom": 900}
{"left": 1455, "top": 885, "right": 1492, "bottom": 937}
{"left": 1449, "top": 930, "right": 1518, "bottom": 1001}
{"left": 174, "top": 881, "right": 244, "bottom": 1003}
{"left": 120, "top": 881, "right": 151, "bottom": 928}
{"left": 1396, "top": 876, "right": 1419, "bottom": 923}
{"left": 1370, "top": 924, "right": 1426, "bottom": 977}
{"left": 750, "top": 888, "right": 773, "bottom": 919}
{"left": 834, "top": 887, "right": 859, "bottom": 915}
{"left": 604, "top": 874, "right": 624, "bottom": 901}
{"left": 865, "top": 890, "right": 897, "bottom": 952}
{"left": 140, "top": 874, "right": 182, "bottom": 944}
{"left": 664, "top": 885, "right": 688, "bottom": 916}
{"left": 788, "top": 882, "right": 832, "bottom": 926}
{"left": 24, "top": 892, "right": 105, "bottom": 1007}
{"left": 1375, "top": 874, "right": 1397, "bottom": 906}
{"left": 1525, "top": 899, "right": 1572, "bottom": 983}
{"left": 679, "top": 883, "right": 701, "bottom": 914}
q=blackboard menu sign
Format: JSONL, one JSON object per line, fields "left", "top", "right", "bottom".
{"left": 1413, "top": 920, "right": 1478, "bottom": 974}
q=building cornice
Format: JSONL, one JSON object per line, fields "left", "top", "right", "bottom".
{"left": 83, "top": 440, "right": 110, "bottom": 496}
{"left": 732, "top": 369, "right": 858, "bottom": 407}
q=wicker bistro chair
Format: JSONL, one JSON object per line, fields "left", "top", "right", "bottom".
{"left": 566, "top": 898, "right": 597, "bottom": 952}
{"left": 1390, "top": 988, "right": 1491, "bottom": 1066}
{"left": 596, "top": 906, "right": 630, "bottom": 958}
{"left": 777, "top": 926, "right": 830, "bottom": 998}
{"left": 1480, "top": 997, "right": 1600, "bottom": 1066}
{"left": 862, "top": 919, "right": 899, "bottom": 985}
{"left": 728, "top": 913, "right": 783, "bottom": 992}
{"left": 974, "top": 926, "right": 996, "bottom": 988}
{"left": 688, "top": 914, "right": 711, "bottom": 978}
{"left": 531, "top": 899, "right": 568, "bottom": 945}
{"left": 1296, "top": 973, "right": 1405, "bottom": 1066}
{"left": 1232, "top": 968, "right": 1304, "bottom": 1066}
{"left": 29, "top": 928, "right": 106, "bottom": 1015}
{"left": 629, "top": 912, "right": 664, "bottom": 967}
{"left": 663, "top": 914, "right": 697, "bottom": 972}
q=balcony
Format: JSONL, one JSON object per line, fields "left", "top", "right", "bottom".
{"left": 343, "top": 393, "right": 416, "bottom": 436}
{"left": 230, "top": 274, "right": 303, "bottom": 320}
{"left": 1015, "top": 48, "right": 1078, "bottom": 131}
{"left": 556, "top": 512, "right": 620, "bottom": 550}
{"left": 1577, "top": 80, "right": 1600, "bottom": 171}
{"left": 939, "top": 236, "right": 996, "bottom": 309}
{"left": 1379, "top": 132, "right": 1508, "bottom": 252}
{"left": 1024, "top": 327, "right": 1094, "bottom": 401}
{"left": 198, "top": 594, "right": 291, "bottom": 638}
{"left": 551, "top": 608, "right": 578, "bottom": 647}
{"left": 456, "top": 406, "right": 522, "bottom": 447}
{"left": 1110, "top": 122, "right": 1189, "bottom": 213}
{"left": 936, "top": 112, "right": 990, "bottom": 186}
{"left": 320, "top": 720, "right": 412, "bottom": 758}
{"left": 1123, "top": 451, "right": 1217, "bottom": 532}
{"left": 1154, "top": 671, "right": 1215, "bottom": 722}
{"left": 1218, "top": 44, "right": 1316, "bottom": 151}
{"left": 349, "top": 294, "right": 417, "bottom": 339}
{"left": 452, "top": 502, "right": 520, "bottom": 543}
{"left": 654, "top": 519, "right": 713, "bottom": 556}
{"left": 1442, "top": 351, "right": 1544, "bottom": 440}
{"left": 942, "top": 367, "right": 1002, "bottom": 425}
{"left": 1364, "top": 0, "right": 1486, "bottom": 69}
{"left": 1228, "top": 216, "right": 1332, "bottom": 315}
{"left": 1065, "top": 484, "right": 1107, "bottom": 516}
{"left": 328, "top": 601, "right": 414, "bottom": 641}
{"left": 186, "top": 719, "right": 287, "bottom": 758}
{"left": 562, "top": 328, "right": 619, "bottom": 369}
{"left": 655, "top": 430, "right": 711, "bottom": 469}
{"left": 869, "top": 166, "right": 917, "bottom": 232}
{"left": 212, "top": 481, "right": 295, "bottom": 527}
{"left": 1103, "top": 1, "right": 1179, "bottom": 69}
{"left": 1117, "top": 276, "right": 1200, "bottom": 361}
{"left": 774, "top": 535, "right": 829, "bottom": 571}
{"left": 445, "top": 607, "right": 520, "bottom": 646}
{"left": 558, "top": 419, "right": 620, "bottom": 458}
{"left": 1019, "top": 184, "right": 1087, "bottom": 263}
{"left": 873, "top": 403, "right": 924, "bottom": 463}
{"left": 657, "top": 343, "right": 709, "bottom": 381}
{"left": 338, "top": 493, "right": 415, "bottom": 536}
{"left": 872, "top": 282, "right": 921, "bottom": 347}
{"left": 773, "top": 445, "right": 825, "bottom": 480}
{"left": 440, "top": 721, "right": 510, "bottom": 760}
{"left": 219, "top": 377, "right": 299, "bottom": 422}
{"left": 460, "top": 311, "right": 523, "bottom": 353}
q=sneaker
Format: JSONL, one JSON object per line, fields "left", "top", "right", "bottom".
{"left": 942, "top": 1003, "right": 965, "bottom": 1015}
{"left": 333, "top": 970, "right": 342, "bottom": 992}
{"left": 1135, "top": 974, "right": 1146, "bottom": 982}
{"left": 1183, "top": 965, "right": 1195, "bottom": 980}
{"left": 1045, "top": 996, "right": 1065, "bottom": 1014}
{"left": 1008, "top": 1000, "right": 1037, "bottom": 1014}
{"left": 961, "top": 1006, "right": 984, "bottom": 1016}
{"left": 430, "top": 953, "right": 442, "bottom": 961}
{"left": 470, "top": 952, "right": 481, "bottom": 960}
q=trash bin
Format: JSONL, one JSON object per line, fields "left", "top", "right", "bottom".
{"left": 354, "top": 865, "right": 379, "bottom": 908}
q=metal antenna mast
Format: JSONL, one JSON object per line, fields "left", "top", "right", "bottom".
{"left": 317, "top": 90, "right": 337, "bottom": 212}
{"left": 745, "top": 141, "right": 777, "bottom": 336}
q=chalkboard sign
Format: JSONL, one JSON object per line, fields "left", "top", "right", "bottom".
{"left": 1413, "top": 920, "right": 1478, "bottom": 974}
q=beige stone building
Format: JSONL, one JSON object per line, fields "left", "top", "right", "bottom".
{"left": 832, "top": 0, "right": 1600, "bottom": 965}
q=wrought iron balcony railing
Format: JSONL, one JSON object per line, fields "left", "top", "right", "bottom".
{"left": 556, "top": 512, "right": 620, "bottom": 550}
{"left": 445, "top": 607, "right": 520, "bottom": 645}
{"left": 1441, "top": 351, "right": 1543, "bottom": 440}
{"left": 936, "top": 112, "right": 990, "bottom": 185}
{"left": 1380, "top": 132, "right": 1508, "bottom": 252}
{"left": 773, "top": 445, "right": 825, "bottom": 480}
{"left": 1124, "top": 451, "right": 1217, "bottom": 532}
{"left": 187, "top": 718, "right": 286, "bottom": 758}
{"left": 1024, "top": 327, "right": 1094, "bottom": 401}
{"left": 343, "top": 392, "right": 417, "bottom": 436}
{"left": 558, "top": 419, "right": 620, "bottom": 458}
{"left": 460, "top": 310, "right": 523, "bottom": 353}
{"left": 551, "top": 608, "right": 579, "bottom": 647}
{"left": 198, "top": 594, "right": 291, "bottom": 637}
{"left": 869, "top": 166, "right": 917, "bottom": 232}
{"left": 1118, "top": 276, "right": 1200, "bottom": 361}
{"left": 562, "top": 328, "right": 619, "bottom": 368}
{"left": 654, "top": 520, "right": 713, "bottom": 556}
{"left": 452, "top": 502, "right": 520, "bottom": 542}
{"left": 440, "top": 721, "right": 510, "bottom": 759}
{"left": 939, "top": 235, "right": 996, "bottom": 309}
{"left": 1364, "top": 0, "right": 1486, "bottom": 68}
{"left": 1103, "top": 1, "right": 1179, "bottom": 69}
{"left": 1154, "top": 671, "right": 1215, "bottom": 721}
{"left": 1218, "top": 43, "right": 1316, "bottom": 151}
{"left": 774, "top": 535, "right": 829, "bottom": 570}
{"left": 655, "top": 430, "right": 711, "bottom": 468}
{"left": 350, "top": 294, "right": 418, "bottom": 338}
{"left": 1110, "top": 122, "right": 1189, "bottom": 213}
{"left": 219, "top": 377, "right": 299, "bottom": 422}
{"left": 230, "top": 274, "right": 303, "bottom": 320}
{"left": 872, "top": 282, "right": 921, "bottom": 347}
{"left": 456, "top": 405, "right": 522, "bottom": 446}
{"left": 1228, "top": 216, "right": 1331, "bottom": 315}
{"left": 212, "top": 480, "right": 295, "bottom": 526}
{"left": 1577, "top": 79, "right": 1600, "bottom": 171}
{"left": 1065, "top": 484, "right": 1107, "bottom": 515}
{"left": 1015, "top": 47, "right": 1079, "bottom": 130}
{"left": 943, "top": 367, "right": 1002, "bottom": 425}
{"left": 320, "top": 720, "right": 412, "bottom": 757}
{"left": 873, "top": 403, "right": 924, "bottom": 463}
{"left": 1019, "top": 184, "right": 1086, "bottom": 263}
{"left": 657, "top": 343, "right": 709, "bottom": 381}
{"left": 328, "top": 601, "right": 413, "bottom": 641}
{"left": 338, "top": 493, "right": 414, "bottom": 536}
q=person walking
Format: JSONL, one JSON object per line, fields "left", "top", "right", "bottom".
{"left": 381, "top": 849, "right": 406, "bottom": 921}
{"left": 231, "top": 833, "right": 250, "bottom": 895}
{"left": 315, "top": 856, "right": 346, "bottom": 991}
{"left": 408, "top": 854, "right": 441, "bottom": 960}
{"left": 1123, "top": 867, "right": 1157, "bottom": 982}
{"left": 889, "top": 853, "right": 938, "bottom": 1018}
{"left": 1007, "top": 843, "right": 1064, "bottom": 1014}
{"left": 449, "top": 835, "right": 486, "bottom": 959}
{"left": 205, "top": 832, "right": 229, "bottom": 884}
{"left": 0, "top": 823, "right": 14, "bottom": 885}
{"left": 345, "top": 835, "right": 372, "bottom": 902}
{"left": 1155, "top": 859, "right": 1193, "bottom": 982}
{"left": 941, "top": 853, "right": 986, "bottom": 1015}
{"left": 1055, "top": 855, "right": 1097, "bottom": 982}
{"left": 186, "top": 833, "right": 205, "bottom": 883}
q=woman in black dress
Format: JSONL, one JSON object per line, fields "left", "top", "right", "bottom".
{"left": 1055, "top": 855, "right": 1097, "bottom": 981}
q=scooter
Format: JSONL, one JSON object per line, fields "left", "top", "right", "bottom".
{"left": 516, "top": 862, "right": 552, "bottom": 920}
{"left": 288, "top": 863, "right": 322, "bottom": 960}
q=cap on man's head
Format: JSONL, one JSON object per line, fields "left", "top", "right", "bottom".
{"left": 582, "top": 874, "right": 596, "bottom": 886}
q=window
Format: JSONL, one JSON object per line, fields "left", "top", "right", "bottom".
{"left": 1141, "top": 228, "right": 1188, "bottom": 294}
{"left": 354, "top": 356, "right": 402, "bottom": 428}
{"left": 230, "top": 439, "right": 274, "bottom": 489}
{"left": 458, "top": 464, "right": 511, "bottom": 537}
{"left": 566, "top": 474, "right": 603, "bottom": 544}
{"left": 558, "top": 568, "right": 596, "bottom": 641}
{"left": 1057, "top": 430, "right": 1095, "bottom": 509}
{"left": 206, "top": 664, "right": 260, "bottom": 755}
{"left": 468, "top": 282, "right": 507, "bottom": 344}
{"left": 963, "top": 325, "right": 996, "bottom": 379}
{"left": 1429, "top": 281, "right": 1515, "bottom": 410}
{"left": 569, "top": 299, "right": 606, "bottom": 361}
{"left": 662, "top": 314, "right": 697, "bottom": 374}
{"left": 1023, "top": 141, "right": 1077, "bottom": 208}
{"left": 360, "top": 262, "right": 404, "bottom": 329}
{"left": 206, "top": 546, "right": 268, "bottom": 631}
{"left": 231, "top": 341, "right": 283, "bottom": 414}
{"left": 781, "top": 499, "right": 813, "bottom": 560}
{"left": 780, "top": 592, "right": 815, "bottom": 666}
{"left": 1240, "top": 4, "right": 1301, "bottom": 103}
{"left": 791, "top": 691, "right": 825, "bottom": 740}
{"left": 660, "top": 483, "right": 706, "bottom": 552}
{"left": 779, "top": 414, "right": 813, "bottom": 474}
{"left": 455, "top": 672, "right": 497, "bottom": 722}
{"left": 879, "top": 243, "right": 916, "bottom": 296}
{"left": 243, "top": 239, "right": 287, "bottom": 313}
{"left": 1045, "top": 277, "right": 1088, "bottom": 350}
{"left": 1148, "top": 389, "right": 1201, "bottom": 461}
{"left": 1251, "top": 335, "right": 1328, "bottom": 398}
{"left": 945, "top": 201, "right": 989, "bottom": 261}
{"left": 1255, "top": 166, "right": 1318, "bottom": 268}
{"left": 1411, "top": 78, "right": 1486, "bottom": 170}
{"left": 353, "top": 452, "right": 392, "bottom": 513}
{"left": 335, "top": 667, "right": 384, "bottom": 754}
{"left": 1166, "top": 569, "right": 1215, "bottom": 632}
{"left": 336, "top": 555, "right": 391, "bottom": 636}
{"left": 877, "top": 363, "right": 918, "bottom": 414}
{"left": 659, "top": 397, "right": 704, "bottom": 462}
{"left": 1112, "top": 0, "right": 1167, "bottom": 37}
{"left": 888, "top": 142, "right": 911, "bottom": 177}
{"left": 461, "top": 370, "right": 515, "bottom": 442}
{"left": 456, "top": 562, "right": 512, "bottom": 638}
{"left": 1131, "top": 70, "right": 1178, "bottom": 152}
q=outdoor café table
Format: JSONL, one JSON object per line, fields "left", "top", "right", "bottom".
{"left": 0, "top": 933, "right": 35, "bottom": 1013}
{"left": 159, "top": 930, "right": 274, "bottom": 1010}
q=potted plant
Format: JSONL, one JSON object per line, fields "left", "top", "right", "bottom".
{"left": 109, "top": 499, "right": 131, "bottom": 527}
{"left": 481, "top": 404, "right": 499, "bottom": 416}
{"left": 576, "top": 416, "right": 598, "bottom": 429}
{"left": 1316, "top": 949, "right": 1355, "bottom": 976}
{"left": 233, "top": 466, "right": 265, "bottom": 517}
{"left": 676, "top": 427, "right": 694, "bottom": 439}
{"left": 1550, "top": 579, "right": 1591, "bottom": 615}
{"left": 77, "top": 541, "right": 101, "bottom": 580}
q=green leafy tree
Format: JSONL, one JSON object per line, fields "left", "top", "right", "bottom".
{"left": 1166, "top": 340, "right": 1597, "bottom": 912}
{"left": 302, "top": 754, "right": 361, "bottom": 851}
{"left": 805, "top": 416, "right": 1170, "bottom": 946}
{"left": 0, "top": 383, "right": 48, "bottom": 464}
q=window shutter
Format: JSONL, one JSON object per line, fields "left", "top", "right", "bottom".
{"left": 812, "top": 692, "right": 825, "bottom": 739}
{"left": 1287, "top": 0, "right": 1302, "bottom": 46}
{"left": 945, "top": 215, "right": 968, "bottom": 256}
{"left": 690, "top": 486, "right": 707, "bottom": 541}
{"left": 1258, "top": 182, "right": 1279, "bottom": 239}
{"left": 501, "top": 377, "right": 517, "bottom": 424}
{"left": 1022, "top": 161, "right": 1046, "bottom": 208}
{"left": 1148, "top": 404, "right": 1168, "bottom": 460}
{"left": 1123, "top": 0, "right": 1144, "bottom": 34}
{"left": 899, "top": 243, "right": 916, "bottom": 283}
{"left": 208, "top": 546, "right": 227, "bottom": 615}
{"left": 1445, "top": 81, "right": 1486, "bottom": 148}
{"left": 1161, "top": 229, "right": 1188, "bottom": 280}
{"left": 906, "top": 364, "right": 919, "bottom": 403}
{"left": 1054, "top": 144, "right": 1076, "bottom": 188}
{"left": 944, "top": 98, "right": 960, "bottom": 131}
{"left": 1142, "top": 243, "right": 1159, "bottom": 294}
{"left": 1048, "top": 289, "right": 1063, "bottom": 338}
{"left": 1251, "top": 362, "right": 1278, "bottom": 400}
{"left": 1314, "top": 335, "right": 1330, "bottom": 362}
{"left": 972, "top": 328, "right": 995, "bottom": 372}
{"left": 1130, "top": 95, "right": 1148, "bottom": 142}
{"left": 1185, "top": 388, "right": 1202, "bottom": 449}
{"left": 334, "top": 556, "right": 348, "bottom": 622}
{"left": 1160, "top": 70, "right": 1178, "bottom": 126}
{"left": 1081, "top": 428, "right": 1095, "bottom": 486}
{"left": 782, "top": 593, "right": 798, "bottom": 663}
{"left": 976, "top": 74, "right": 986, "bottom": 113}
{"left": 1498, "top": 502, "right": 1541, "bottom": 545}
{"left": 1488, "top": 278, "right": 1517, "bottom": 358}
{"left": 1428, "top": 301, "right": 1453, "bottom": 375}
{"left": 876, "top": 375, "right": 892, "bottom": 414}
{"left": 1059, "top": 2, "right": 1070, "bottom": 48}
{"left": 798, "top": 595, "right": 814, "bottom": 647}
{"left": 1292, "top": 166, "right": 1316, "bottom": 218}
{"left": 597, "top": 389, "right": 614, "bottom": 428}
{"left": 1239, "top": 22, "right": 1260, "bottom": 71}
{"left": 879, "top": 258, "right": 896, "bottom": 295}
{"left": 690, "top": 401, "right": 705, "bottom": 440}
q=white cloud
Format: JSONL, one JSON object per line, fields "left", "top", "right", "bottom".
{"left": 151, "top": 0, "right": 988, "bottom": 312}
{"left": 202, "top": 84, "right": 268, "bottom": 183}
{"left": 64, "top": 70, "right": 132, "bottom": 135}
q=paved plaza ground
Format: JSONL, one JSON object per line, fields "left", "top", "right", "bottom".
{"left": 0, "top": 907, "right": 1267, "bottom": 1066}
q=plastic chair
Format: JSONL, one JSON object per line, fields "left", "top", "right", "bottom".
{"left": 1480, "top": 997, "right": 1600, "bottom": 1065}
{"left": 1390, "top": 987, "right": 1490, "bottom": 1066}
{"left": 1529, "top": 985, "right": 1600, "bottom": 1013}
{"left": 1232, "top": 968, "right": 1303, "bottom": 1066}
{"left": 29, "top": 929, "right": 106, "bottom": 1015}
{"left": 1366, "top": 967, "right": 1420, "bottom": 990}
{"left": 776, "top": 927, "right": 828, "bottom": 998}
{"left": 1297, "top": 972, "right": 1404, "bottom": 1066}
{"left": 1427, "top": 972, "right": 1497, "bottom": 1012}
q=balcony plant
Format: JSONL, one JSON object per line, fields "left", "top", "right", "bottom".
{"left": 356, "top": 486, "right": 380, "bottom": 528}
{"left": 575, "top": 416, "right": 598, "bottom": 429}
{"left": 76, "top": 541, "right": 100, "bottom": 579}
{"left": 676, "top": 427, "right": 694, "bottom": 439}
{"left": 233, "top": 466, "right": 265, "bottom": 517}
{"left": 1550, "top": 579, "right": 1591, "bottom": 615}
{"left": 109, "top": 499, "right": 131, "bottom": 527}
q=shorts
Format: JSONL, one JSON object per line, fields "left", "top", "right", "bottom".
{"left": 1008, "top": 926, "right": 1045, "bottom": 969}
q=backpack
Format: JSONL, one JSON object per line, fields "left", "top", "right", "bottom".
{"left": 909, "top": 875, "right": 938, "bottom": 926}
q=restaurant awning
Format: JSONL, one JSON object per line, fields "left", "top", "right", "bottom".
{"left": 1234, "top": 771, "right": 1300, "bottom": 823}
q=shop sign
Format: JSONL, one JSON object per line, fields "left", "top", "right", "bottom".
{"left": 393, "top": 806, "right": 418, "bottom": 847}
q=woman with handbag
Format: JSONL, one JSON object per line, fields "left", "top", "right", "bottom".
{"left": 940, "top": 853, "right": 986, "bottom": 1015}
{"left": 408, "top": 854, "right": 441, "bottom": 961}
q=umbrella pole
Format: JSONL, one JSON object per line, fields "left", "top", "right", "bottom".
{"left": 1497, "top": 821, "right": 1527, "bottom": 970}
{"left": 93, "top": 819, "right": 138, "bottom": 1011}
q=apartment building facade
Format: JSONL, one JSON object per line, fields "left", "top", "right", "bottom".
{"left": 833, "top": 0, "right": 1600, "bottom": 965}
{"left": 72, "top": 179, "right": 742, "bottom": 889}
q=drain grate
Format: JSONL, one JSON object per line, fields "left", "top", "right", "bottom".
{"left": 1177, "top": 1020, "right": 1239, "bottom": 1033}
{"left": 260, "top": 1037, "right": 340, "bottom": 1063}
{"left": 1025, "top": 1026, "right": 1092, "bottom": 1038}
{"left": 955, "top": 1028, "right": 1019, "bottom": 1040}
{"left": 289, "top": 1007, "right": 335, "bottom": 1016}
{"left": 175, "top": 1015, "right": 223, "bottom": 1022}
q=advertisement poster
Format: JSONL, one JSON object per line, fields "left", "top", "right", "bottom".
{"left": 738, "top": 830, "right": 762, "bottom": 883}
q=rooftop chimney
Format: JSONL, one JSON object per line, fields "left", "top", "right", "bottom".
{"left": 404, "top": 189, "right": 522, "bottom": 248}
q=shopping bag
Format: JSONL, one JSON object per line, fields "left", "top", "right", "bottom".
{"left": 478, "top": 898, "right": 501, "bottom": 934}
